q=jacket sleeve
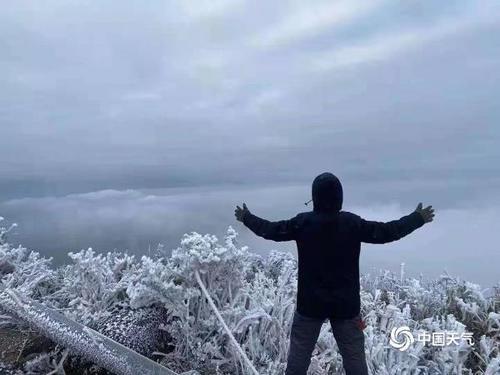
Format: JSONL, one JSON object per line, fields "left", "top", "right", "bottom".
{"left": 242, "top": 212, "right": 301, "bottom": 242}
{"left": 354, "top": 211, "right": 425, "bottom": 244}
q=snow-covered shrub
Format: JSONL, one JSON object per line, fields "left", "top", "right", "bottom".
{"left": 0, "top": 216, "right": 17, "bottom": 246}
{"left": 149, "top": 227, "right": 274, "bottom": 374}
{"left": 45, "top": 249, "right": 137, "bottom": 324}
{"left": 0, "top": 225, "right": 56, "bottom": 301}
{"left": 0, "top": 361, "right": 23, "bottom": 375}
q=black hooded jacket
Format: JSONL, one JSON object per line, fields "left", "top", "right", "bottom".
{"left": 243, "top": 172, "right": 425, "bottom": 319}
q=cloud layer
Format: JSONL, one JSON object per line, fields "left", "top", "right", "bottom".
{"left": 1, "top": 186, "right": 499, "bottom": 288}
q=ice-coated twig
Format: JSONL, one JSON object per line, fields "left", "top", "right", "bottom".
{"left": 46, "top": 348, "right": 69, "bottom": 375}
{"left": 15, "top": 337, "right": 29, "bottom": 363}
{"left": 194, "top": 270, "right": 259, "bottom": 375}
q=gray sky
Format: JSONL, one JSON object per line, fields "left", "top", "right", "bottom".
{"left": 1, "top": 1, "right": 499, "bottom": 288}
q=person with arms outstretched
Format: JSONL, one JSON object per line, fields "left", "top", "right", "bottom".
{"left": 235, "top": 172, "right": 435, "bottom": 375}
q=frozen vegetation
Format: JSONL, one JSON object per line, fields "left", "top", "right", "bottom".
{"left": 0, "top": 216, "right": 499, "bottom": 374}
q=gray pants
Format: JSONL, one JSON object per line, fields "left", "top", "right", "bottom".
{"left": 285, "top": 310, "right": 369, "bottom": 375}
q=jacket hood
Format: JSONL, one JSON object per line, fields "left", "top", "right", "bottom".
{"left": 312, "top": 172, "right": 343, "bottom": 213}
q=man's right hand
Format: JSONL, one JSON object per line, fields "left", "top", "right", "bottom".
{"left": 415, "top": 202, "right": 435, "bottom": 223}
{"left": 235, "top": 203, "right": 250, "bottom": 223}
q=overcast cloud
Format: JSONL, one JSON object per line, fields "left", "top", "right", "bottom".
{"left": 0, "top": 1, "right": 499, "bottom": 288}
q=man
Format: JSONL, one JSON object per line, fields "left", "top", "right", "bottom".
{"left": 234, "top": 172, "right": 435, "bottom": 375}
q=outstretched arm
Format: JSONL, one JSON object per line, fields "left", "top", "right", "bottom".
{"left": 234, "top": 203, "right": 300, "bottom": 242}
{"left": 356, "top": 203, "right": 434, "bottom": 244}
